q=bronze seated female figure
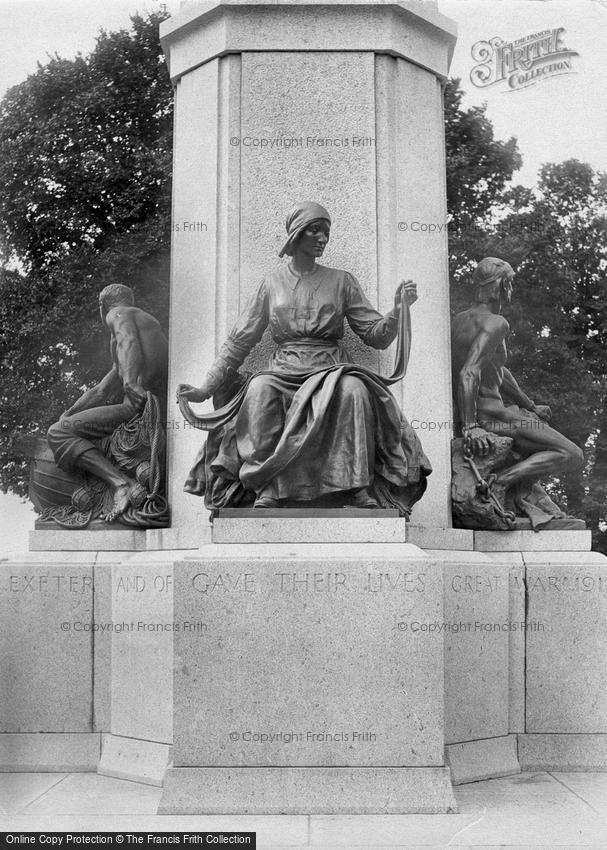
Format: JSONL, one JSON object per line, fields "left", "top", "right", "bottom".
{"left": 178, "top": 202, "right": 431, "bottom": 513}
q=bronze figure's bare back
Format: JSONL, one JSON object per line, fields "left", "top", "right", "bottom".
{"left": 46, "top": 285, "right": 168, "bottom": 524}
{"left": 451, "top": 257, "right": 583, "bottom": 525}
{"left": 108, "top": 304, "right": 168, "bottom": 399}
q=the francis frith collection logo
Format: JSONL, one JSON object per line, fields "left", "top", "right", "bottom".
{"left": 470, "top": 27, "right": 579, "bottom": 91}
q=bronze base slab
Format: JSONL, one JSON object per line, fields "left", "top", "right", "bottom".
{"left": 216, "top": 508, "right": 400, "bottom": 518}
{"left": 34, "top": 518, "right": 169, "bottom": 531}
{"left": 512, "top": 517, "right": 586, "bottom": 531}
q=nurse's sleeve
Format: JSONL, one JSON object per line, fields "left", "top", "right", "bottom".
{"left": 344, "top": 272, "right": 398, "bottom": 350}
{"left": 203, "top": 279, "right": 269, "bottom": 393}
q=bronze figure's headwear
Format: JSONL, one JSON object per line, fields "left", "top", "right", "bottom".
{"left": 473, "top": 257, "right": 514, "bottom": 289}
{"left": 279, "top": 201, "right": 331, "bottom": 258}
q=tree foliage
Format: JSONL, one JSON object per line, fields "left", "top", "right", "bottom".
{"left": 444, "top": 79, "right": 522, "bottom": 230}
{"left": 0, "top": 11, "right": 172, "bottom": 495}
{"left": 0, "top": 56, "right": 605, "bottom": 551}
{"left": 445, "top": 80, "right": 607, "bottom": 551}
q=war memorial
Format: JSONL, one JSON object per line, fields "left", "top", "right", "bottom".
{"left": 1, "top": 0, "right": 606, "bottom": 819}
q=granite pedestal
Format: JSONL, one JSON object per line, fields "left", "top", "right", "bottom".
{"left": 518, "top": 550, "right": 607, "bottom": 771}
{"left": 0, "top": 554, "right": 100, "bottom": 770}
{"left": 0, "top": 551, "right": 176, "bottom": 783}
{"left": 156, "top": 0, "right": 463, "bottom": 808}
{"left": 436, "top": 530, "right": 605, "bottom": 784}
{"left": 160, "top": 543, "right": 456, "bottom": 814}
{"left": 4, "top": 0, "right": 607, "bottom": 816}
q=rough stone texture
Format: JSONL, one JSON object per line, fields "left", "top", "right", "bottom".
{"left": 0, "top": 733, "right": 100, "bottom": 771}
{"left": 146, "top": 526, "right": 208, "bottom": 550}
{"left": 27, "top": 527, "right": 207, "bottom": 553}
{"left": 93, "top": 560, "right": 112, "bottom": 733}
{"left": 474, "top": 530, "right": 592, "bottom": 552}
{"left": 523, "top": 551, "right": 607, "bottom": 567}
{"left": 375, "top": 54, "right": 453, "bottom": 529}
{"left": 98, "top": 734, "right": 172, "bottom": 787}
{"left": 173, "top": 551, "right": 444, "bottom": 767}
{"left": 110, "top": 559, "right": 173, "bottom": 744}
{"left": 525, "top": 554, "right": 607, "bottom": 733}
{"left": 212, "top": 517, "right": 408, "bottom": 543}
{"left": 159, "top": 766, "right": 457, "bottom": 815}
{"left": 408, "top": 526, "right": 473, "bottom": 551}
{"left": 164, "top": 57, "right": 225, "bottom": 539}
{"left": 0, "top": 562, "right": 94, "bottom": 732}
{"left": 160, "top": 0, "right": 457, "bottom": 82}
{"left": 29, "top": 530, "right": 147, "bottom": 551}
{"left": 3, "top": 552, "right": 97, "bottom": 565}
{"left": 184, "top": 541, "right": 426, "bottom": 562}
{"left": 446, "top": 735, "right": 520, "bottom": 785}
{"left": 507, "top": 557, "right": 526, "bottom": 733}
{"left": 442, "top": 554, "right": 510, "bottom": 744}
{"left": 239, "top": 50, "right": 378, "bottom": 374}
{"left": 452, "top": 436, "right": 515, "bottom": 530}
{"left": 518, "top": 734, "right": 607, "bottom": 771}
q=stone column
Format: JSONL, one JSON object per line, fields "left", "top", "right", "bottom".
{"left": 160, "top": 0, "right": 459, "bottom": 543}
{"left": 158, "top": 0, "right": 461, "bottom": 815}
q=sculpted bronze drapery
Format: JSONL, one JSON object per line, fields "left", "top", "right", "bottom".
{"left": 178, "top": 203, "right": 431, "bottom": 514}
{"left": 38, "top": 285, "right": 169, "bottom": 528}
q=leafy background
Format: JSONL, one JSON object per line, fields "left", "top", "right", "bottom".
{"left": 1, "top": 12, "right": 605, "bottom": 551}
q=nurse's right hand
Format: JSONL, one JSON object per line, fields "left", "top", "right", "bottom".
{"left": 177, "top": 383, "right": 212, "bottom": 404}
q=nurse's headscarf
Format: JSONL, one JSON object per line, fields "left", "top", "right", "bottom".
{"left": 279, "top": 202, "right": 331, "bottom": 258}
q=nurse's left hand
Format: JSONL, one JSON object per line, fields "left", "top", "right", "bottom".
{"left": 394, "top": 279, "right": 417, "bottom": 312}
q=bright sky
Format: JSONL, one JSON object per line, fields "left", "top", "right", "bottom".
{"left": 1, "top": 0, "right": 604, "bottom": 185}
{"left": 439, "top": 0, "right": 607, "bottom": 185}
{"left": 0, "top": 0, "right": 605, "bottom": 549}
{"left": 0, "top": 0, "right": 180, "bottom": 95}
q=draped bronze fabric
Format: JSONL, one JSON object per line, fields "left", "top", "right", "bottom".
{"left": 180, "top": 264, "right": 431, "bottom": 514}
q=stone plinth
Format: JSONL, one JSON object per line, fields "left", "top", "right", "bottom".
{"left": 508, "top": 557, "right": 526, "bottom": 734}
{"left": 173, "top": 550, "right": 442, "bottom": 767}
{"left": 29, "top": 528, "right": 207, "bottom": 553}
{"left": 442, "top": 554, "right": 510, "bottom": 744}
{"left": 0, "top": 551, "right": 183, "bottom": 778}
{"left": 408, "top": 525, "right": 473, "bottom": 551}
{"left": 213, "top": 515, "right": 407, "bottom": 543}
{"left": 159, "top": 766, "right": 457, "bottom": 815}
{"left": 98, "top": 734, "right": 172, "bottom": 787}
{"left": 446, "top": 735, "right": 519, "bottom": 786}
{"left": 160, "top": 543, "right": 455, "bottom": 813}
{"left": 525, "top": 553, "right": 607, "bottom": 735}
{"left": 436, "top": 551, "right": 524, "bottom": 784}
{"left": 30, "top": 529, "right": 147, "bottom": 552}
{"left": 474, "top": 530, "right": 591, "bottom": 552}
{"left": 0, "top": 561, "right": 94, "bottom": 733}
{"left": 212, "top": 516, "right": 477, "bottom": 548}
{"left": 0, "top": 733, "right": 100, "bottom": 772}
{"left": 109, "top": 557, "right": 174, "bottom": 745}
{"left": 518, "top": 733, "right": 607, "bottom": 771}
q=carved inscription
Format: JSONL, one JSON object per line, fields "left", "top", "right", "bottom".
{"left": 190, "top": 570, "right": 427, "bottom": 594}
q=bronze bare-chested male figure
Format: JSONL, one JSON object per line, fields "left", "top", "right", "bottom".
{"left": 47, "top": 284, "right": 168, "bottom": 522}
{"left": 451, "top": 257, "right": 583, "bottom": 519}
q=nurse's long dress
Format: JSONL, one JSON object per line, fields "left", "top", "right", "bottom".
{"left": 182, "top": 262, "right": 431, "bottom": 514}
